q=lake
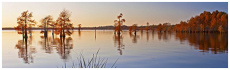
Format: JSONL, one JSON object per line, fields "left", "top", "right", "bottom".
{"left": 2, "top": 30, "right": 228, "bottom": 68}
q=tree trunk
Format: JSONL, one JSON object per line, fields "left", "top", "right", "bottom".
{"left": 118, "top": 18, "right": 121, "bottom": 35}
{"left": 52, "top": 26, "right": 54, "bottom": 37}
{"left": 134, "top": 30, "right": 136, "bottom": 35}
{"left": 63, "top": 20, "right": 66, "bottom": 38}
{"left": 25, "top": 16, "right": 27, "bottom": 40}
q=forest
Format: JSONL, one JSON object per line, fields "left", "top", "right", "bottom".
{"left": 155, "top": 10, "right": 228, "bottom": 33}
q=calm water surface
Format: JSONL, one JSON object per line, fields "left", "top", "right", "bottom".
{"left": 2, "top": 30, "right": 228, "bottom": 68}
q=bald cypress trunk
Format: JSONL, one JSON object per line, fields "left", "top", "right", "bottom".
{"left": 25, "top": 16, "right": 27, "bottom": 40}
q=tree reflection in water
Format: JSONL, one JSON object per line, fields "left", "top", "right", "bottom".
{"left": 146, "top": 31, "right": 149, "bottom": 42}
{"left": 14, "top": 31, "right": 227, "bottom": 64}
{"left": 152, "top": 31, "right": 155, "bottom": 40}
{"left": 157, "top": 32, "right": 227, "bottom": 54}
{"left": 78, "top": 31, "right": 81, "bottom": 38}
{"left": 129, "top": 32, "right": 139, "bottom": 43}
{"left": 56, "top": 37, "right": 73, "bottom": 62}
{"left": 175, "top": 33, "right": 228, "bottom": 54}
{"left": 114, "top": 34, "right": 125, "bottom": 55}
{"left": 39, "top": 33, "right": 73, "bottom": 62}
{"left": 157, "top": 32, "right": 172, "bottom": 42}
{"left": 15, "top": 36, "right": 36, "bottom": 64}
{"left": 39, "top": 36, "right": 53, "bottom": 54}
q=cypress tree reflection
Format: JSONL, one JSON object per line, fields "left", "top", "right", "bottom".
{"left": 175, "top": 33, "right": 228, "bottom": 54}
{"left": 56, "top": 37, "right": 73, "bottom": 62}
{"left": 129, "top": 32, "right": 139, "bottom": 43}
{"left": 113, "top": 34, "right": 125, "bottom": 55}
{"left": 15, "top": 36, "right": 36, "bottom": 64}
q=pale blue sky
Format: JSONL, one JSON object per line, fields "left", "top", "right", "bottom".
{"left": 2, "top": 2, "right": 228, "bottom": 27}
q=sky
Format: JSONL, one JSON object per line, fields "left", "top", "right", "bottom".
{"left": 2, "top": 2, "right": 228, "bottom": 27}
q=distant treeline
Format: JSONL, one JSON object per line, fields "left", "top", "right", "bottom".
{"left": 155, "top": 10, "right": 228, "bottom": 33}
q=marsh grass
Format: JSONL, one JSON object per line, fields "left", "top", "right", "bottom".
{"left": 59, "top": 49, "right": 119, "bottom": 68}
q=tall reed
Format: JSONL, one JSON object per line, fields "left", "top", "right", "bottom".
{"left": 59, "top": 49, "right": 119, "bottom": 68}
